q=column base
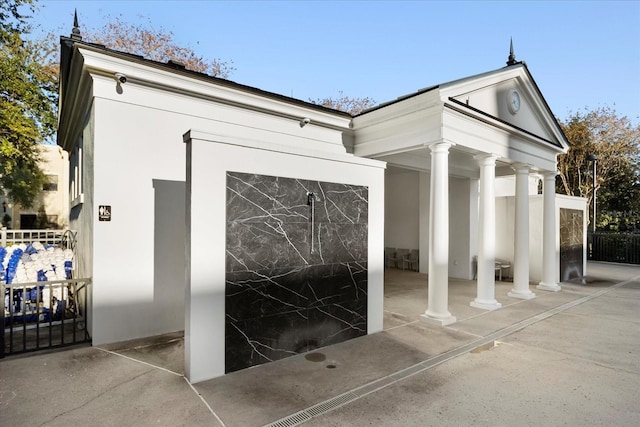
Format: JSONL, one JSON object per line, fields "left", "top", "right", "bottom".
{"left": 420, "top": 312, "right": 457, "bottom": 326}
{"left": 470, "top": 299, "right": 502, "bottom": 311}
{"left": 508, "top": 289, "right": 536, "bottom": 300}
{"left": 537, "top": 282, "right": 561, "bottom": 292}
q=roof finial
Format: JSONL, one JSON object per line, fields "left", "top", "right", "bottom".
{"left": 506, "top": 37, "right": 517, "bottom": 66}
{"left": 71, "top": 9, "right": 82, "bottom": 40}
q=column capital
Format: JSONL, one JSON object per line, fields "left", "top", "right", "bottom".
{"left": 511, "top": 163, "right": 531, "bottom": 174}
{"left": 427, "top": 141, "right": 455, "bottom": 153}
{"left": 474, "top": 153, "right": 499, "bottom": 165}
{"left": 542, "top": 170, "right": 558, "bottom": 180}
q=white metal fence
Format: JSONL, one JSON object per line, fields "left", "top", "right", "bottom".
{"left": 1, "top": 228, "right": 76, "bottom": 250}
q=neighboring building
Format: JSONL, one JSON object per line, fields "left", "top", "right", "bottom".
{"left": 57, "top": 23, "right": 585, "bottom": 383}
{"left": 1, "top": 144, "right": 69, "bottom": 230}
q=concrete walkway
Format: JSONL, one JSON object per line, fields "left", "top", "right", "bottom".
{"left": 1, "top": 262, "right": 638, "bottom": 426}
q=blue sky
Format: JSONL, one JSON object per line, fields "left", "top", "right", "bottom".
{"left": 34, "top": 0, "right": 640, "bottom": 125}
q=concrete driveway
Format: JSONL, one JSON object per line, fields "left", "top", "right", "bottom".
{"left": 1, "top": 262, "right": 638, "bottom": 426}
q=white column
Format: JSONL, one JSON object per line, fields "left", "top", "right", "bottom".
{"left": 508, "top": 164, "right": 535, "bottom": 299}
{"left": 471, "top": 154, "right": 502, "bottom": 310}
{"left": 537, "top": 171, "right": 561, "bottom": 291}
{"left": 421, "top": 142, "right": 456, "bottom": 326}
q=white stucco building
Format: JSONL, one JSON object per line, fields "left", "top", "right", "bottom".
{"left": 57, "top": 22, "right": 585, "bottom": 383}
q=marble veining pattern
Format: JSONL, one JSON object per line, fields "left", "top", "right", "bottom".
{"left": 560, "top": 208, "right": 584, "bottom": 281}
{"left": 225, "top": 172, "right": 368, "bottom": 373}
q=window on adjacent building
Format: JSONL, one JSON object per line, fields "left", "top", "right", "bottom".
{"left": 47, "top": 215, "right": 58, "bottom": 227}
{"left": 43, "top": 175, "right": 58, "bottom": 191}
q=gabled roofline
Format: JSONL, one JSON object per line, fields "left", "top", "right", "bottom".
{"left": 356, "top": 65, "right": 522, "bottom": 117}
{"left": 355, "top": 84, "right": 439, "bottom": 116}
{"left": 356, "top": 62, "right": 570, "bottom": 151}
{"left": 441, "top": 62, "right": 569, "bottom": 151}
{"left": 58, "top": 36, "right": 351, "bottom": 119}
{"left": 58, "top": 35, "right": 570, "bottom": 153}
{"left": 445, "top": 97, "right": 563, "bottom": 150}
{"left": 515, "top": 62, "right": 571, "bottom": 149}
{"left": 439, "top": 62, "right": 526, "bottom": 90}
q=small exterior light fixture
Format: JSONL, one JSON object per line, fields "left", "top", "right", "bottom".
{"left": 300, "top": 117, "right": 311, "bottom": 128}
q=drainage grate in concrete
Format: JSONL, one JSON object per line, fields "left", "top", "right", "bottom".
{"left": 351, "top": 376, "right": 396, "bottom": 397}
{"left": 264, "top": 411, "right": 311, "bottom": 427}
{"left": 390, "top": 364, "right": 426, "bottom": 381}
{"left": 263, "top": 393, "right": 358, "bottom": 427}
{"left": 305, "top": 392, "right": 358, "bottom": 417}
{"left": 263, "top": 276, "right": 639, "bottom": 427}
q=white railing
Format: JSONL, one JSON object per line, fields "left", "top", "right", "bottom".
{"left": 1, "top": 228, "right": 76, "bottom": 250}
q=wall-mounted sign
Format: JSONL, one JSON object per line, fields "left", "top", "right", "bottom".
{"left": 98, "top": 205, "right": 111, "bottom": 221}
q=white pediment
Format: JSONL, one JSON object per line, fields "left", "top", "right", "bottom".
{"left": 440, "top": 64, "right": 568, "bottom": 151}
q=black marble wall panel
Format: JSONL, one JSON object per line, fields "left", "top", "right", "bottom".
{"left": 560, "top": 208, "right": 584, "bottom": 281}
{"left": 225, "top": 172, "right": 368, "bottom": 373}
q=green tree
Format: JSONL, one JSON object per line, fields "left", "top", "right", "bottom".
{"left": 2, "top": 213, "right": 12, "bottom": 227}
{"left": 557, "top": 107, "right": 640, "bottom": 230}
{"left": 35, "top": 204, "right": 49, "bottom": 228}
{"left": 3, "top": 4, "right": 237, "bottom": 207}
{"left": 0, "top": 0, "right": 53, "bottom": 208}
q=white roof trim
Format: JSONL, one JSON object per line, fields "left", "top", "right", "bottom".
{"left": 75, "top": 45, "right": 351, "bottom": 131}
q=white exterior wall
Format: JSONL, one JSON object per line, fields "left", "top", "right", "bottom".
{"left": 495, "top": 175, "right": 539, "bottom": 198}
{"left": 385, "top": 170, "right": 419, "bottom": 250}
{"left": 69, "top": 109, "right": 94, "bottom": 280}
{"left": 495, "top": 196, "right": 545, "bottom": 282}
{"left": 85, "top": 68, "right": 363, "bottom": 346}
{"left": 495, "top": 196, "right": 516, "bottom": 263}
{"left": 529, "top": 196, "right": 544, "bottom": 282}
{"left": 496, "top": 194, "right": 587, "bottom": 283}
{"left": 68, "top": 109, "right": 95, "bottom": 335}
{"left": 385, "top": 171, "right": 472, "bottom": 279}
{"left": 90, "top": 95, "right": 187, "bottom": 345}
{"left": 185, "top": 130, "right": 385, "bottom": 383}
{"left": 449, "top": 177, "right": 473, "bottom": 279}
{"left": 419, "top": 171, "right": 430, "bottom": 273}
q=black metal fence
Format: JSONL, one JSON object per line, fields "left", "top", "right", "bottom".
{"left": 2, "top": 278, "right": 91, "bottom": 358}
{"left": 588, "top": 233, "right": 640, "bottom": 264}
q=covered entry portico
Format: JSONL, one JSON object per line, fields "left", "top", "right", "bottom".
{"left": 353, "top": 58, "right": 569, "bottom": 326}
